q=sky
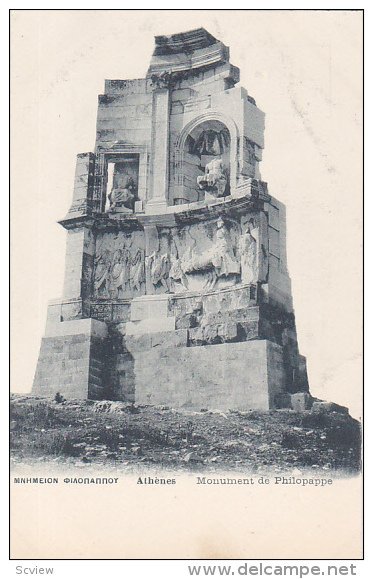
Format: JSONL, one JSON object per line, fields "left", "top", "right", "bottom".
{"left": 10, "top": 10, "right": 363, "bottom": 418}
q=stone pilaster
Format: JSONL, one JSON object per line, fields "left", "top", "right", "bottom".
{"left": 64, "top": 152, "right": 95, "bottom": 219}
{"left": 146, "top": 87, "right": 170, "bottom": 213}
{"left": 61, "top": 225, "right": 95, "bottom": 303}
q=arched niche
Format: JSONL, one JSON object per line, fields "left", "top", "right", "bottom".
{"left": 173, "top": 112, "right": 239, "bottom": 205}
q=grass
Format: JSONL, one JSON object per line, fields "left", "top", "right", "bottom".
{"left": 10, "top": 395, "right": 361, "bottom": 473}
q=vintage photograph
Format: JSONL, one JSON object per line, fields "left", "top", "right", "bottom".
{"left": 10, "top": 10, "right": 363, "bottom": 559}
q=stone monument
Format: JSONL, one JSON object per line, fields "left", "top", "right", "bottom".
{"left": 33, "top": 28, "right": 309, "bottom": 410}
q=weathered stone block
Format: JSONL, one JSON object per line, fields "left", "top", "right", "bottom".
{"left": 217, "top": 322, "right": 238, "bottom": 342}
{"left": 134, "top": 340, "right": 287, "bottom": 411}
{"left": 187, "top": 326, "right": 203, "bottom": 345}
{"left": 33, "top": 319, "right": 108, "bottom": 399}
{"left": 291, "top": 392, "right": 313, "bottom": 412}
{"left": 150, "top": 329, "right": 188, "bottom": 349}
{"left": 126, "top": 316, "right": 176, "bottom": 335}
{"left": 130, "top": 295, "right": 170, "bottom": 321}
{"left": 175, "top": 313, "right": 199, "bottom": 329}
{"left": 311, "top": 401, "right": 349, "bottom": 415}
{"left": 237, "top": 320, "right": 260, "bottom": 341}
{"left": 188, "top": 322, "right": 239, "bottom": 344}
{"left": 124, "top": 333, "right": 153, "bottom": 353}
{"left": 43, "top": 318, "right": 107, "bottom": 339}
{"left": 274, "top": 392, "right": 292, "bottom": 409}
{"left": 297, "top": 355, "right": 309, "bottom": 391}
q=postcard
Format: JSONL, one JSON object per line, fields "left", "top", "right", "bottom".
{"left": 10, "top": 9, "right": 363, "bottom": 560}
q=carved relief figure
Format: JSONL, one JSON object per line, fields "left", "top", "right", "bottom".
{"left": 110, "top": 248, "right": 131, "bottom": 298}
{"left": 243, "top": 137, "right": 256, "bottom": 178}
{"left": 146, "top": 253, "right": 171, "bottom": 292}
{"left": 93, "top": 250, "right": 111, "bottom": 298}
{"left": 239, "top": 217, "right": 258, "bottom": 284}
{"left": 131, "top": 249, "right": 145, "bottom": 293}
{"left": 146, "top": 231, "right": 172, "bottom": 293}
{"left": 197, "top": 157, "right": 228, "bottom": 197}
{"left": 141, "top": 220, "right": 242, "bottom": 295}
{"left": 93, "top": 232, "right": 145, "bottom": 299}
{"left": 169, "top": 230, "right": 189, "bottom": 291}
{"left": 214, "top": 218, "right": 241, "bottom": 277}
{"left": 180, "top": 218, "right": 240, "bottom": 290}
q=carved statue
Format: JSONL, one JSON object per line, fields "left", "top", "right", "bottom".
{"left": 239, "top": 218, "right": 258, "bottom": 284}
{"left": 108, "top": 175, "right": 137, "bottom": 212}
{"left": 197, "top": 157, "right": 228, "bottom": 197}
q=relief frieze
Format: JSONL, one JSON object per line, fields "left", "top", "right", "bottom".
{"left": 93, "top": 231, "right": 146, "bottom": 299}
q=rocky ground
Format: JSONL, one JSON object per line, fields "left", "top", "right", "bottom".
{"left": 10, "top": 394, "right": 361, "bottom": 474}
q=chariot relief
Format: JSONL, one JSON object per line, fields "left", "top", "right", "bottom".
{"left": 177, "top": 218, "right": 240, "bottom": 290}
{"left": 145, "top": 216, "right": 259, "bottom": 295}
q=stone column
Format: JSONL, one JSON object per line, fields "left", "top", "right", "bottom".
{"left": 146, "top": 86, "right": 170, "bottom": 214}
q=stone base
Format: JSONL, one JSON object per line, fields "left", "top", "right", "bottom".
{"left": 126, "top": 294, "right": 176, "bottom": 334}
{"left": 130, "top": 339, "right": 287, "bottom": 411}
{"left": 32, "top": 318, "right": 108, "bottom": 400}
{"left": 145, "top": 199, "right": 168, "bottom": 215}
{"left": 126, "top": 317, "right": 176, "bottom": 335}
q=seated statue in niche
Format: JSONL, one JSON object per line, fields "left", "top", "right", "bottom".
{"left": 108, "top": 176, "right": 137, "bottom": 211}
{"left": 197, "top": 157, "right": 228, "bottom": 198}
{"left": 108, "top": 163, "right": 138, "bottom": 212}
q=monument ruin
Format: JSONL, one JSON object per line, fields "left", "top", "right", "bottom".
{"left": 33, "top": 28, "right": 309, "bottom": 410}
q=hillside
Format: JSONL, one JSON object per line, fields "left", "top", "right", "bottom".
{"left": 10, "top": 394, "right": 361, "bottom": 473}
